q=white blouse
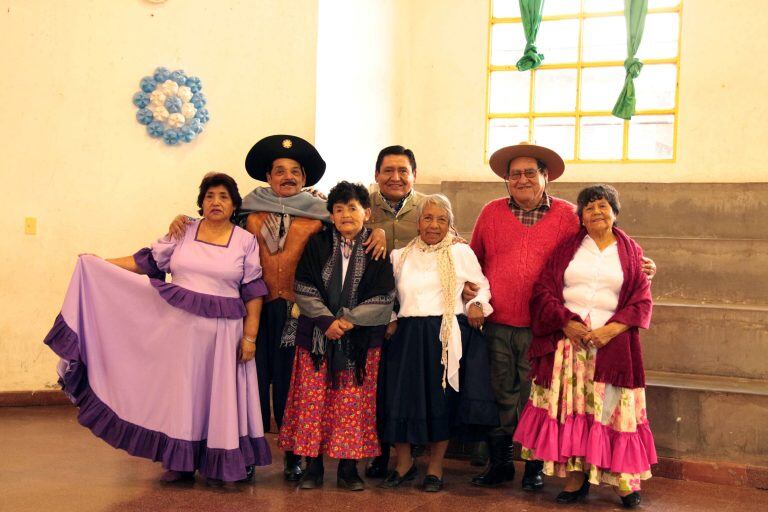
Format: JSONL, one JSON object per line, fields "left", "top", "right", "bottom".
{"left": 563, "top": 235, "right": 624, "bottom": 329}
{"left": 391, "top": 243, "right": 493, "bottom": 319}
{"left": 390, "top": 242, "right": 493, "bottom": 391}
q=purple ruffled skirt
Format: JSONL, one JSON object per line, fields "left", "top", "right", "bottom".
{"left": 44, "top": 256, "right": 271, "bottom": 481}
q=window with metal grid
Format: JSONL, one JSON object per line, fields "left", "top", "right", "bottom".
{"left": 486, "top": 0, "right": 682, "bottom": 163}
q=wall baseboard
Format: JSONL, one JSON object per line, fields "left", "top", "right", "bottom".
{"left": 448, "top": 440, "right": 768, "bottom": 490}
{"left": 0, "top": 390, "right": 69, "bottom": 407}
{"left": 651, "top": 457, "right": 768, "bottom": 490}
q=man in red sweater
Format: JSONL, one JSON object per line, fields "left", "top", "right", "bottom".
{"left": 468, "top": 142, "right": 656, "bottom": 491}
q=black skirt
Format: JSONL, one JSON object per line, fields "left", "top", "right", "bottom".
{"left": 380, "top": 315, "right": 499, "bottom": 444}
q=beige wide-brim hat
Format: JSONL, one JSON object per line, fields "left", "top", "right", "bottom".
{"left": 489, "top": 141, "right": 565, "bottom": 181}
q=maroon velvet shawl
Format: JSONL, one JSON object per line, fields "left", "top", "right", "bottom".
{"left": 528, "top": 226, "right": 653, "bottom": 389}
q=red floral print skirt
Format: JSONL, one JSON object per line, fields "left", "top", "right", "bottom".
{"left": 278, "top": 346, "right": 381, "bottom": 459}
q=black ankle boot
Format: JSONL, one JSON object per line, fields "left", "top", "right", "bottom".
{"left": 299, "top": 455, "right": 324, "bottom": 489}
{"left": 365, "top": 443, "right": 390, "bottom": 478}
{"left": 470, "top": 435, "right": 515, "bottom": 487}
{"left": 556, "top": 474, "right": 590, "bottom": 504}
{"left": 338, "top": 459, "right": 365, "bottom": 491}
{"left": 521, "top": 459, "right": 544, "bottom": 491}
{"left": 619, "top": 491, "right": 641, "bottom": 508}
{"left": 284, "top": 451, "right": 304, "bottom": 482}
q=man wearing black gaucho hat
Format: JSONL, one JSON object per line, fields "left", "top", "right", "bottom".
{"left": 168, "top": 134, "right": 386, "bottom": 482}
{"left": 241, "top": 135, "right": 330, "bottom": 484}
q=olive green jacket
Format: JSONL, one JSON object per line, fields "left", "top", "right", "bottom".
{"left": 367, "top": 190, "right": 426, "bottom": 250}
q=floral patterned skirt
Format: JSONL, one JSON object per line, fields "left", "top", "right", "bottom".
{"left": 278, "top": 346, "right": 381, "bottom": 460}
{"left": 513, "top": 337, "right": 657, "bottom": 492}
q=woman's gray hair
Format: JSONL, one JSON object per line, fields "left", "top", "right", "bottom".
{"left": 417, "top": 193, "right": 455, "bottom": 229}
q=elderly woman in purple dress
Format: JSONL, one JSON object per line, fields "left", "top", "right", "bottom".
{"left": 43, "top": 173, "right": 271, "bottom": 485}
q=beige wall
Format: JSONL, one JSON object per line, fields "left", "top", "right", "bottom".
{"left": 0, "top": 0, "right": 318, "bottom": 391}
{"left": 3, "top": 0, "right": 767, "bottom": 392}
{"left": 399, "top": 0, "right": 768, "bottom": 184}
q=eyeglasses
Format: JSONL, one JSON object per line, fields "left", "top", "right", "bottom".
{"left": 507, "top": 168, "right": 542, "bottom": 181}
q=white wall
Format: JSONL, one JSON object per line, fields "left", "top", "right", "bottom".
{"left": 314, "top": 0, "right": 405, "bottom": 190}
{"left": 398, "top": 0, "right": 768, "bottom": 184}
{"left": 0, "top": 0, "right": 318, "bottom": 391}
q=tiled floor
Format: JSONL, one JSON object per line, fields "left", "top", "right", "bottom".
{"left": 1, "top": 406, "right": 766, "bottom": 512}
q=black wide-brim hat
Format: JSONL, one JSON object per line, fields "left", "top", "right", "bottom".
{"left": 245, "top": 134, "right": 326, "bottom": 187}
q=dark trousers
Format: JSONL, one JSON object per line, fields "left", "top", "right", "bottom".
{"left": 255, "top": 298, "right": 296, "bottom": 433}
{"left": 484, "top": 322, "right": 533, "bottom": 437}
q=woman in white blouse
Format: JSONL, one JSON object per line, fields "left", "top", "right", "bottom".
{"left": 514, "top": 185, "right": 654, "bottom": 509}
{"left": 378, "top": 194, "right": 499, "bottom": 492}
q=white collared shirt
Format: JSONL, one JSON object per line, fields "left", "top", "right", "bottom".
{"left": 391, "top": 243, "right": 493, "bottom": 318}
{"left": 563, "top": 235, "right": 624, "bottom": 329}
{"left": 391, "top": 242, "right": 493, "bottom": 391}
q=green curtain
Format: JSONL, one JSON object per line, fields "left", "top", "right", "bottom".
{"left": 612, "top": 0, "right": 649, "bottom": 119}
{"left": 516, "top": 0, "right": 546, "bottom": 71}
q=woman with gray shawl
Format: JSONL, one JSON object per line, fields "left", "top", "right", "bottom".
{"left": 379, "top": 194, "right": 499, "bottom": 492}
{"left": 278, "top": 181, "right": 395, "bottom": 492}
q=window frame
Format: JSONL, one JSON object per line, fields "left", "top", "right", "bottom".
{"left": 484, "top": 0, "right": 683, "bottom": 163}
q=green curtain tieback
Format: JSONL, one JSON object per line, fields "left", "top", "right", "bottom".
{"left": 516, "top": 43, "right": 544, "bottom": 71}
{"left": 624, "top": 57, "right": 643, "bottom": 78}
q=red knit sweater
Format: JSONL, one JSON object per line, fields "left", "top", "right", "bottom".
{"left": 470, "top": 197, "right": 579, "bottom": 327}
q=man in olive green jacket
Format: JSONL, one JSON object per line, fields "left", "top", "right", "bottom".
{"left": 366, "top": 145, "right": 425, "bottom": 251}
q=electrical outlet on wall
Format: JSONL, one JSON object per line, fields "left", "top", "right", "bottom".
{"left": 25, "top": 217, "right": 37, "bottom": 235}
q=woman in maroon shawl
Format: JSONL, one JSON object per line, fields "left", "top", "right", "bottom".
{"left": 513, "top": 185, "right": 654, "bottom": 508}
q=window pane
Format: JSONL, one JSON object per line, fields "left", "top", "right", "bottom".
{"left": 635, "top": 64, "right": 677, "bottom": 110}
{"left": 543, "top": 0, "right": 580, "bottom": 16}
{"left": 582, "top": 16, "right": 626, "bottom": 62}
{"left": 584, "top": 0, "right": 623, "bottom": 13}
{"left": 648, "top": 0, "right": 680, "bottom": 8}
{"left": 628, "top": 115, "right": 674, "bottom": 159}
{"left": 534, "top": 69, "right": 577, "bottom": 112}
{"left": 580, "top": 116, "right": 624, "bottom": 160}
{"left": 488, "top": 118, "right": 530, "bottom": 158}
{"left": 581, "top": 66, "right": 626, "bottom": 111}
{"left": 491, "top": 23, "right": 526, "bottom": 66}
{"left": 637, "top": 13, "right": 680, "bottom": 60}
{"left": 585, "top": 1, "right": 681, "bottom": 14}
{"left": 489, "top": 71, "right": 531, "bottom": 113}
{"left": 536, "top": 19, "right": 580, "bottom": 64}
{"left": 493, "top": 0, "right": 520, "bottom": 18}
{"left": 533, "top": 117, "right": 575, "bottom": 160}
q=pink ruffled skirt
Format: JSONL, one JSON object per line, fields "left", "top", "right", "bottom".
{"left": 514, "top": 337, "right": 657, "bottom": 492}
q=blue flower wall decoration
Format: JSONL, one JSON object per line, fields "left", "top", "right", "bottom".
{"left": 133, "top": 67, "right": 209, "bottom": 146}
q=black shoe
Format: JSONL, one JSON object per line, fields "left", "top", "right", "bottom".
{"left": 337, "top": 459, "right": 365, "bottom": 491}
{"left": 422, "top": 474, "right": 443, "bottom": 492}
{"left": 284, "top": 451, "right": 304, "bottom": 482}
{"left": 619, "top": 491, "right": 641, "bottom": 508}
{"left": 299, "top": 456, "right": 324, "bottom": 489}
{"left": 237, "top": 465, "right": 255, "bottom": 483}
{"left": 521, "top": 460, "right": 544, "bottom": 491}
{"left": 160, "top": 470, "right": 195, "bottom": 483}
{"left": 365, "top": 446, "right": 390, "bottom": 478}
{"left": 555, "top": 475, "right": 590, "bottom": 504}
{"left": 470, "top": 435, "right": 515, "bottom": 487}
{"left": 378, "top": 464, "right": 418, "bottom": 488}
{"left": 411, "top": 444, "right": 427, "bottom": 458}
